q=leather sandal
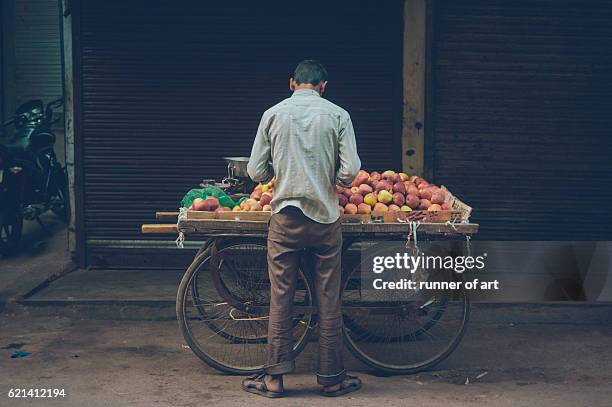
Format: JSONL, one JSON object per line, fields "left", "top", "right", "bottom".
{"left": 321, "top": 375, "right": 362, "bottom": 397}
{"left": 242, "top": 374, "right": 284, "bottom": 398}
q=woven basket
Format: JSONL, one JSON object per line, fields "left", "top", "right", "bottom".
{"left": 381, "top": 186, "right": 472, "bottom": 224}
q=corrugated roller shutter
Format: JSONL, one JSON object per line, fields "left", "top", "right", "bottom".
{"left": 14, "top": 0, "right": 62, "bottom": 107}
{"left": 78, "top": 1, "right": 403, "bottom": 254}
{"left": 431, "top": 0, "right": 612, "bottom": 240}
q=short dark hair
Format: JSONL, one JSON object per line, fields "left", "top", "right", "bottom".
{"left": 293, "top": 60, "right": 328, "bottom": 86}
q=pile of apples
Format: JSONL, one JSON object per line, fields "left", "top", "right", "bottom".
{"left": 234, "top": 178, "right": 275, "bottom": 212}
{"left": 189, "top": 179, "right": 275, "bottom": 212}
{"left": 337, "top": 170, "right": 452, "bottom": 216}
{"left": 190, "top": 171, "right": 451, "bottom": 216}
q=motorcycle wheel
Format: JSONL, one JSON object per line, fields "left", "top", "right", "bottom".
{"left": 50, "top": 167, "right": 70, "bottom": 224}
{"left": 0, "top": 209, "right": 23, "bottom": 256}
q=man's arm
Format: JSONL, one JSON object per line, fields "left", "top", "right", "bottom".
{"left": 336, "top": 113, "right": 361, "bottom": 188}
{"left": 247, "top": 113, "right": 274, "bottom": 183}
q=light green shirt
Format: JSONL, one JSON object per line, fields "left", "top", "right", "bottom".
{"left": 247, "top": 89, "right": 361, "bottom": 224}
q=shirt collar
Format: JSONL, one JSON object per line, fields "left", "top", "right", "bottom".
{"left": 292, "top": 89, "right": 320, "bottom": 97}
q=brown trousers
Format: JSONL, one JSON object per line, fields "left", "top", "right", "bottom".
{"left": 264, "top": 206, "right": 346, "bottom": 386}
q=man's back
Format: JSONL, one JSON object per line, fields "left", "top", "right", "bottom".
{"left": 247, "top": 89, "right": 361, "bottom": 223}
{"left": 243, "top": 60, "right": 363, "bottom": 398}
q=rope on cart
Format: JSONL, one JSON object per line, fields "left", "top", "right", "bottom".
{"left": 406, "top": 221, "right": 420, "bottom": 250}
{"left": 444, "top": 220, "right": 459, "bottom": 233}
{"left": 444, "top": 220, "right": 472, "bottom": 256}
{"left": 175, "top": 207, "right": 188, "bottom": 249}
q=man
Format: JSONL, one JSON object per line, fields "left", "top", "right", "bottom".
{"left": 243, "top": 60, "right": 362, "bottom": 398}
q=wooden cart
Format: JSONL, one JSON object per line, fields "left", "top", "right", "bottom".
{"left": 142, "top": 212, "right": 479, "bottom": 375}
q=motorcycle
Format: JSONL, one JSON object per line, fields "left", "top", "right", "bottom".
{"left": 0, "top": 98, "right": 69, "bottom": 255}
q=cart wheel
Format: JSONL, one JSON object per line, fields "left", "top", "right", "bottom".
{"left": 341, "top": 260, "right": 469, "bottom": 375}
{"left": 176, "top": 237, "right": 314, "bottom": 375}
{"left": 343, "top": 296, "right": 448, "bottom": 342}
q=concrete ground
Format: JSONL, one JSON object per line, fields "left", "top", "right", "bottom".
{"left": 0, "top": 211, "right": 73, "bottom": 303}
{"left": 1, "top": 303, "right": 611, "bottom": 407}
{"left": 1, "top": 220, "right": 612, "bottom": 406}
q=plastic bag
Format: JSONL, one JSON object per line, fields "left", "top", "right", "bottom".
{"left": 180, "top": 186, "right": 237, "bottom": 209}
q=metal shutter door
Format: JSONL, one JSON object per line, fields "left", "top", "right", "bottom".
{"left": 431, "top": 0, "right": 612, "bottom": 240}
{"left": 14, "top": 0, "right": 62, "bottom": 107}
{"left": 76, "top": 0, "right": 403, "bottom": 262}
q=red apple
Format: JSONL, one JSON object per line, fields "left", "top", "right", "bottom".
{"left": 202, "top": 197, "right": 220, "bottom": 211}
{"left": 382, "top": 170, "right": 397, "bottom": 180}
{"left": 351, "top": 171, "right": 370, "bottom": 187}
{"left": 250, "top": 188, "right": 263, "bottom": 200}
{"left": 419, "top": 188, "right": 433, "bottom": 200}
{"left": 419, "top": 199, "right": 431, "bottom": 210}
{"left": 259, "top": 192, "right": 273, "bottom": 206}
{"left": 373, "top": 202, "right": 389, "bottom": 216}
{"left": 392, "top": 182, "right": 406, "bottom": 194}
{"left": 357, "top": 203, "right": 372, "bottom": 214}
{"left": 349, "top": 193, "right": 364, "bottom": 206}
{"left": 191, "top": 198, "right": 206, "bottom": 211}
{"left": 407, "top": 185, "right": 420, "bottom": 196}
{"left": 345, "top": 203, "right": 358, "bottom": 215}
{"left": 392, "top": 192, "right": 405, "bottom": 206}
{"left": 358, "top": 184, "right": 373, "bottom": 196}
{"left": 388, "top": 204, "right": 401, "bottom": 212}
{"left": 375, "top": 180, "right": 393, "bottom": 193}
{"left": 406, "top": 194, "right": 420, "bottom": 209}
{"left": 431, "top": 192, "right": 445, "bottom": 205}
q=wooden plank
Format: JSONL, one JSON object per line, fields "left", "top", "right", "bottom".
{"left": 186, "top": 210, "right": 271, "bottom": 222}
{"left": 141, "top": 224, "right": 178, "bottom": 234}
{"left": 382, "top": 209, "right": 463, "bottom": 223}
{"left": 185, "top": 211, "right": 371, "bottom": 223}
{"left": 180, "top": 209, "right": 469, "bottom": 226}
{"left": 341, "top": 222, "right": 479, "bottom": 235}
{"left": 340, "top": 214, "right": 370, "bottom": 223}
{"left": 402, "top": 0, "right": 427, "bottom": 176}
{"left": 178, "top": 219, "right": 478, "bottom": 236}
{"left": 156, "top": 211, "right": 179, "bottom": 221}
{"left": 179, "top": 219, "right": 268, "bottom": 234}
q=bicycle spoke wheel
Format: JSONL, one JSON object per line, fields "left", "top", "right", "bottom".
{"left": 177, "top": 237, "right": 313, "bottom": 375}
{"left": 341, "top": 259, "right": 469, "bottom": 374}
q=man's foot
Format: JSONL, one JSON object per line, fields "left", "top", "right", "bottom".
{"left": 242, "top": 374, "right": 284, "bottom": 398}
{"left": 321, "top": 375, "right": 362, "bottom": 397}
{"left": 264, "top": 374, "right": 283, "bottom": 393}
